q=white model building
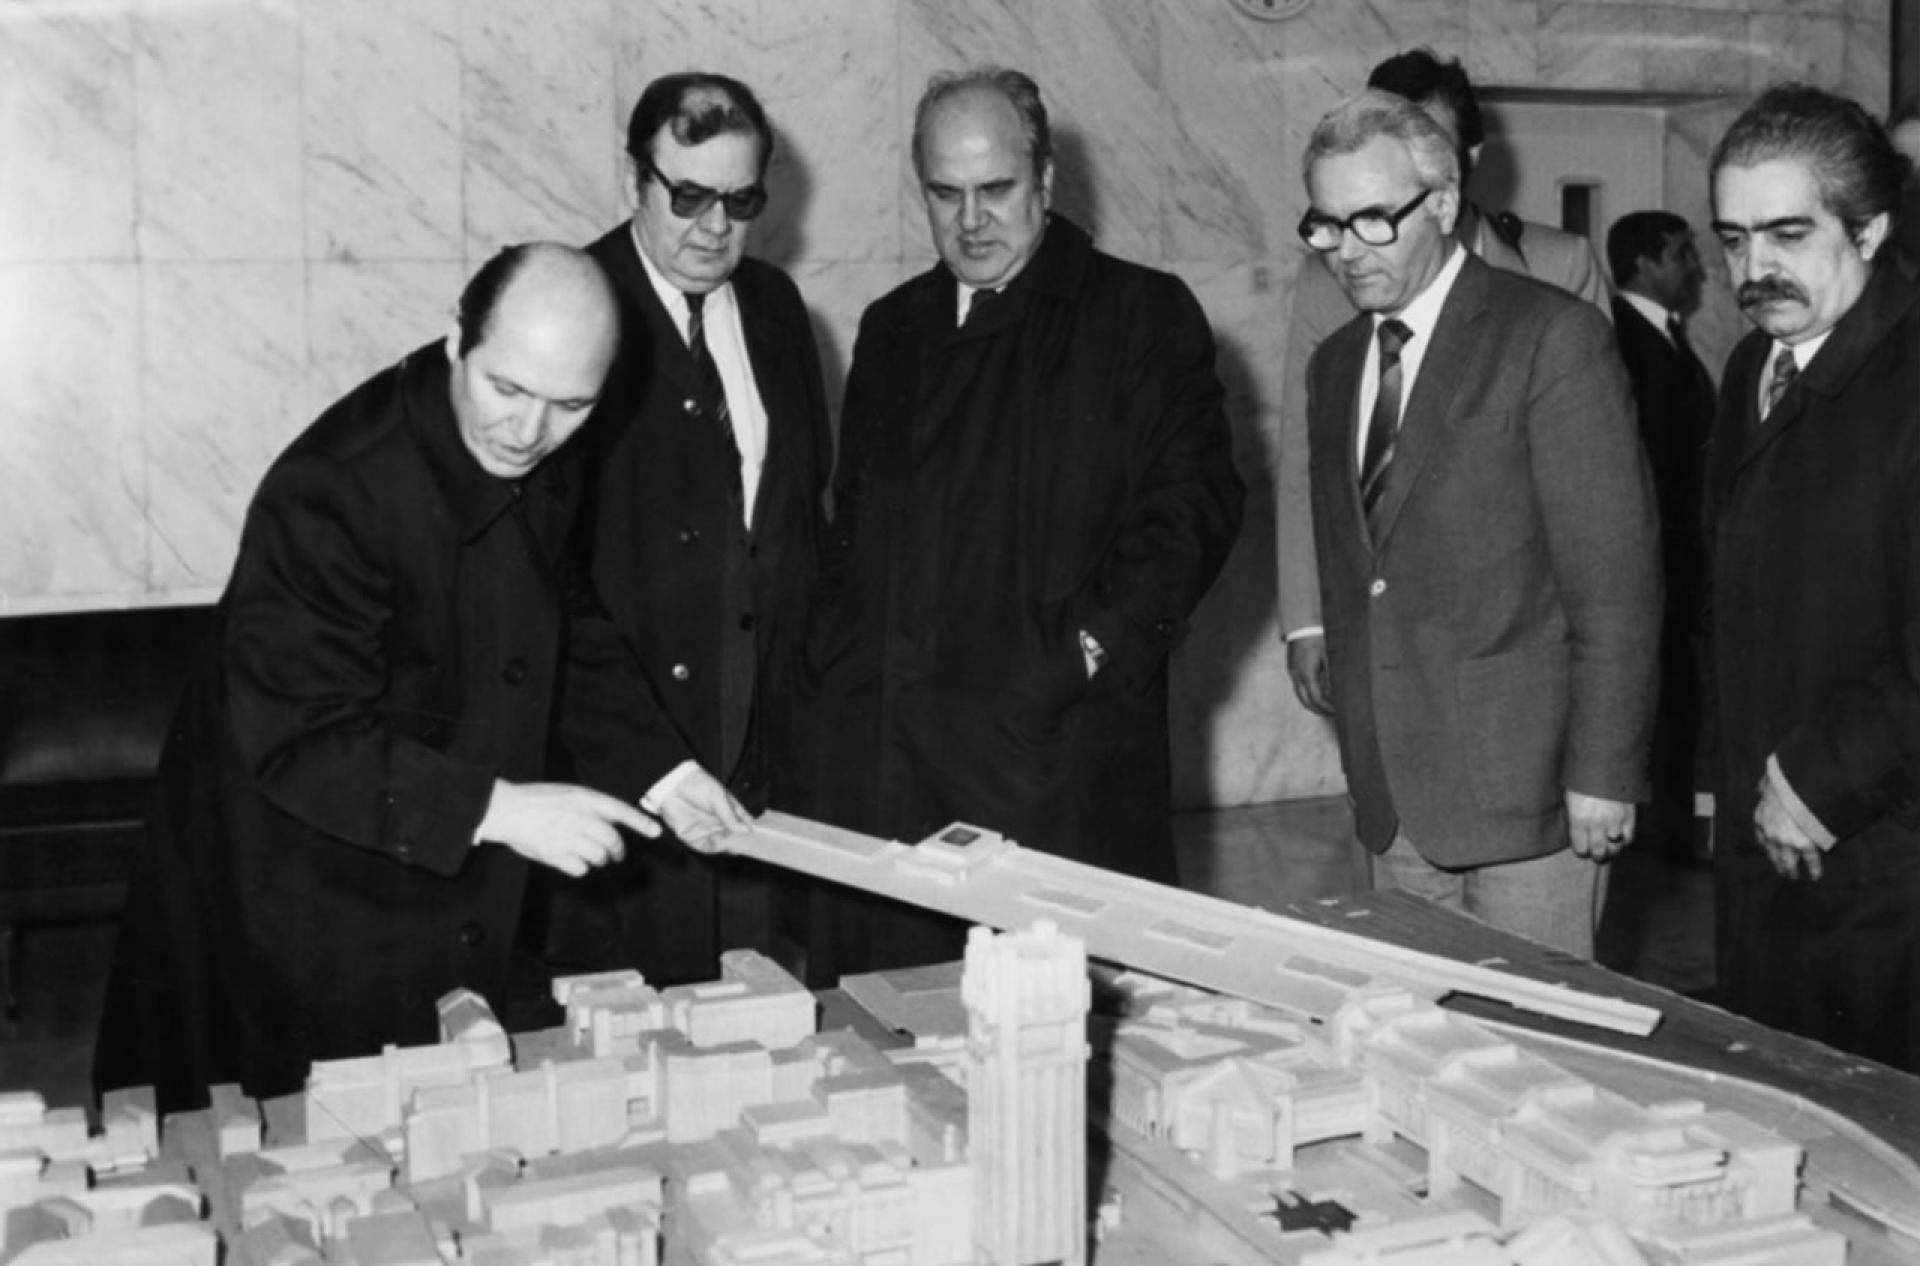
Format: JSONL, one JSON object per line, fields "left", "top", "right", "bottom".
{"left": 963, "top": 920, "right": 1090, "bottom": 1266}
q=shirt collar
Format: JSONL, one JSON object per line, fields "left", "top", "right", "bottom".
{"left": 1375, "top": 240, "right": 1466, "bottom": 344}
{"left": 1620, "top": 290, "right": 1679, "bottom": 338}
{"left": 1772, "top": 327, "right": 1834, "bottom": 377}
{"left": 629, "top": 225, "right": 737, "bottom": 332}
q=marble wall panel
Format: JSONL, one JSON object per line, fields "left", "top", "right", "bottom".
{"left": 0, "top": 8, "right": 138, "bottom": 265}
{"left": 1843, "top": 17, "right": 1893, "bottom": 115}
{"left": 1644, "top": 7, "right": 1753, "bottom": 94}
{"left": 132, "top": 0, "right": 303, "bottom": 263}
{"left": 306, "top": 261, "right": 471, "bottom": 410}
{"left": 462, "top": 0, "right": 624, "bottom": 258}
{"left": 141, "top": 262, "right": 309, "bottom": 593}
{"left": 1035, "top": 1, "right": 1174, "bottom": 264}
{"left": 0, "top": 263, "right": 145, "bottom": 610}
{"left": 757, "top": 0, "right": 901, "bottom": 266}
{"left": 1162, "top": 4, "right": 1293, "bottom": 259}
{"left": 1541, "top": 2, "right": 1648, "bottom": 89}
{"left": 1469, "top": 0, "right": 1543, "bottom": 84}
{"left": 1749, "top": 12, "right": 1847, "bottom": 91}
{"left": 304, "top": 0, "right": 464, "bottom": 263}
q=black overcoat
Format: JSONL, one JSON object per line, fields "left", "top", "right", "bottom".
{"left": 554, "top": 227, "right": 831, "bottom": 979}
{"left": 94, "top": 346, "right": 688, "bottom": 1108}
{"left": 1703, "top": 257, "right": 1920, "bottom": 1070}
{"left": 803, "top": 218, "right": 1243, "bottom": 976}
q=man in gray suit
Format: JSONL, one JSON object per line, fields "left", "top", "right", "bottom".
{"left": 1300, "top": 92, "right": 1661, "bottom": 954}
{"left": 1280, "top": 49, "right": 1609, "bottom": 720}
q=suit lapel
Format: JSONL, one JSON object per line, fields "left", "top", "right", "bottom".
{"left": 1367, "top": 254, "right": 1488, "bottom": 549}
{"left": 1314, "top": 318, "right": 1372, "bottom": 545}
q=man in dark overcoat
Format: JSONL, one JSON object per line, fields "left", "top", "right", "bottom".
{"left": 560, "top": 73, "right": 831, "bottom": 982}
{"left": 94, "top": 245, "right": 747, "bottom": 1110}
{"left": 1606, "top": 210, "right": 1716, "bottom": 857}
{"left": 803, "top": 67, "right": 1245, "bottom": 982}
{"left": 1703, "top": 84, "right": 1920, "bottom": 1071}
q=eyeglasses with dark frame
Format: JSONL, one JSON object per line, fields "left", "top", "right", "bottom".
{"left": 641, "top": 156, "right": 768, "bottom": 224}
{"left": 1297, "top": 188, "right": 1434, "bottom": 252}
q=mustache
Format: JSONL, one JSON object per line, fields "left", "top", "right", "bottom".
{"left": 1737, "top": 277, "right": 1807, "bottom": 307}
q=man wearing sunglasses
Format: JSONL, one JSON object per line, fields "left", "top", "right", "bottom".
{"left": 564, "top": 73, "right": 831, "bottom": 984}
{"left": 1299, "top": 91, "right": 1659, "bottom": 956}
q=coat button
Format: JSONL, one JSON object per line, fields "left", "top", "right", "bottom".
{"left": 397, "top": 837, "right": 413, "bottom": 860}
{"left": 502, "top": 658, "right": 528, "bottom": 684}
{"left": 458, "top": 922, "right": 485, "bottom": 947}
{"left": 671, "top": 663, "right": 691, "bottom": 681}
{"left": 739, "top": 613, "right": 756, "bottom": 631}
{"left": 679, "top": 527, "right": 701, "bottom": 545}
{"left": 1370, "top": 579, "right": 1388, "bottom": 597}
{"left": 683, "top": 397, "right": 699, "bottom": 414}
{"left": 1155, "top": 619, "right": 1176, "bottom": 638}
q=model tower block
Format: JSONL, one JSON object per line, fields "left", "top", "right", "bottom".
{"left": 963, "top": 920, "right": 1090, "bottom": 1266}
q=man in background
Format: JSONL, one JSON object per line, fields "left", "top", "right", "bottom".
{"left": 562, "top": 73, "right": 832, "bottom": 982}
{"left": 1279, "top": 48, "right": 1609, "bottom": 733}
{"left": 1703, "top": 84, "right": 1920, "bottom": 1070}
{"left": 95, "top": 245, "right": 747, "bottom": 1110}
{"left": 1607, "top": 210, "right": 1715, "bottom": 861}
{"left": 1299, "top": 91, "right": 1659, "bottom": 955}
{"left": 803, "top": 67, "right": 1244, "bottom": 983}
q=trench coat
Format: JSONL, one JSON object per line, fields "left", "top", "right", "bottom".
{"left": 802, "top": 217, "right": 1243, "bottom": 977}
{"left": 94, "top": 345, "right": 688, "bottom": 1109}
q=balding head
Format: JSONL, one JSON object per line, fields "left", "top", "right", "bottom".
{"left": 446, "top": 243, "right": 620, "bottom": 479}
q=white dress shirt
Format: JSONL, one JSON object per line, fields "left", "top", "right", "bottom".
{"left": 633, "top": 236, "right": 770, "bottom": 526}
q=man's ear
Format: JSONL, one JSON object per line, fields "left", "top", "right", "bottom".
{"left": 1854, "top": 210, "right": 1891, "bottom": 263}
{"left": 1040, "top": 158, "right": 1055, "bottom": 209}
{"left": 444, "top": 323, "right": 462, "bottom": 365}
{"left": 623, "top": 153, "right": 642, "bottom": 212}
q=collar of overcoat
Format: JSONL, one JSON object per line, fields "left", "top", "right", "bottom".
{"left": 902, "top": 214, "right": 1095, "bottom": 341}
{"left": 400, "top": 342, "right": 562, "bottom": 543}
{"left": 1734, "top": 252, "right": 1920, "bottom": 470}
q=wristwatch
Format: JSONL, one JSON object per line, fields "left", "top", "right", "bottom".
{"left": 1079, "top": 629, "right": 1109, "bottom": 675}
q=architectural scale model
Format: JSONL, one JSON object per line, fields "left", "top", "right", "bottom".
{"left": 10, "top": 817, "right": 1920, "bottom": 1263}
{"left": 725, "top": 813, "right": 1662, "bottom": 1037}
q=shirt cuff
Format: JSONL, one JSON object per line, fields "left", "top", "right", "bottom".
{"left": 1765, "top": 753, "right": 1839, "bottom": 850}
{"left": 1284, "top": 625, "right": 1325, "bottom": 643}
{"left": 641, "top": 760, "right": 701, "bottom": 816}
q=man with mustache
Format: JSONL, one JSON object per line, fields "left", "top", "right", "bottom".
{"left": 1299, "top": 91, "right": 1659, "bottom": 955}
{"left": 800, "top": 67, "right": 1244, "bottom": 982}
{"left": 1703, "top": 84, "right": 1920, "bottom": 1070}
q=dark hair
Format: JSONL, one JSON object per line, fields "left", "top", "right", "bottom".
{"left": 911, "top": 66, "right": 1051, "bottom": 181}
{"left": 455, "top": 244, "right": 533, "bottom": 357}
{"left": 625, "top": 72, "right": 774, "bottom": 176}
{"left": 1606, "top": 210, "right": 1690, "bottom": 288}
{"left": 1712, "top": 83, "right": 1907, "bottom": 241}
{"left": 1368, "top": 48, "right": 1483, "bottom": 182}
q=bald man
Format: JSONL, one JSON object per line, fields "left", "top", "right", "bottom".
{"left": 95, "top": 244, "right": 747, "bottom": 1111}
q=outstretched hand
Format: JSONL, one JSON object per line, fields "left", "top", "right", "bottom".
{"left": 648, "top": 765, "right": 752, "bottom": 854}
{"left": 476, "top": 780, "right": 661, "bottom": 878}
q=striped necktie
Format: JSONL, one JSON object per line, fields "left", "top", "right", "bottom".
{"left": 1359, "top": 319, "right": 1413, "bottom": 522}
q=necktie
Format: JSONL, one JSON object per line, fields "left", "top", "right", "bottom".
{"left": 963, "top": 285, "right": 999, "bottom": 326}
{"left": 1359, "top": 319, "right": 1413, "bottom": 521}
{"left": 685, "top": 291, "right": 744, "bottom": 488}
{"left": 1669, "top": 314, "right": 1712, "bottom": 396}
{"left": 1763, "top": 346, "right": 1798, "bottom": 420}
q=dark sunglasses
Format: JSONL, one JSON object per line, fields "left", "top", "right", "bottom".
{"left": 1298, "top": 188, "right": 1433, "bottom": 251}
{"left": 642, "top": 156, "right": 768, "bottom": 223}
